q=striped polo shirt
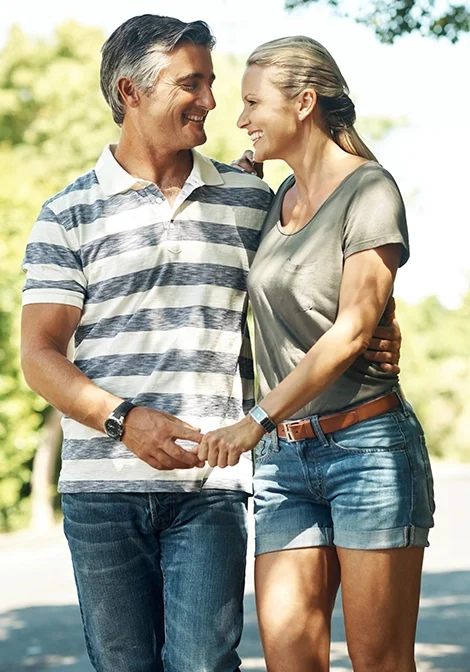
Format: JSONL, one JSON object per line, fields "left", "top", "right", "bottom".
{"left": 22, "top": 145, "right": 273, "bottom": 494}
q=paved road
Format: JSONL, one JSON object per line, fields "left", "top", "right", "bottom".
{"left": 1, "top": 461, "right": 469, "bottom": 671}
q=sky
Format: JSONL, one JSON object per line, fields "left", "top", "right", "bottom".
{"left": 2, "top": 0, "right": 469, "bottom": 308}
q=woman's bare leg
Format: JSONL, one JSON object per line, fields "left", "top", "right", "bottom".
{"left": 338, "top": 546, "right": 424, "bottom": 672}
{"left": 255, "top": 547, "right": 341, "bottom": 672}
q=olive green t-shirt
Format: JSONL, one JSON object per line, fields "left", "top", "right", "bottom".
{"left": 248, "top": 162, "right": 409, "bottom": 419}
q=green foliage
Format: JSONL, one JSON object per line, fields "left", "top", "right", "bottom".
{"left": 285, "top": 0, "right": 470, "bottom": 43}
{"left": 0, "top": 148, "right": 49, "bottom": 530}
{"left": 0, "top": 22, "right": 115, "bottom": 531}
{"left": 398, "top": 294, "right": 470, "bottom": 460}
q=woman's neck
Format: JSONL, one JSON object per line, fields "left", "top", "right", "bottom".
{"left": 283, "top": 126, "right": 363, "bottom": 202}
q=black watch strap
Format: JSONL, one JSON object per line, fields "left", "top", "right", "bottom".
{"left": 104, "top": 400, "right": 136, "bottom": 440}
{"left": 248, "top": 404, "right": 276, "bottom": 434}
{"left": 112, "top": 400, "right": 135, "bottom": 419}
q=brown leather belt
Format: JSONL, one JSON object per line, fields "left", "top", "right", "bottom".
{"left": 277, "top": 391, "right": 401, "bottom": 442}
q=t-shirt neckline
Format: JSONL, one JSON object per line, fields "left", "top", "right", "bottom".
{"left": 276, "top": 160, "right": 377, "bottom": 237}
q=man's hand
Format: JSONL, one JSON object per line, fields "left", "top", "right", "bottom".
{"left": 197, "top": 416, "right": 264, "bottom": 468}
{"left": 231, "top": 149, "right": 264, "bottom": 178}
{"left": 122, "top": 407, "right": 205, "bottom": 471}
{"left": 364, "top": 297, "right": 402, "bottom": 374}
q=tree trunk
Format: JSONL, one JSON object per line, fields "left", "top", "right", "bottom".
{"left": 30, "top": 407, "right": 62, "bottom": 531}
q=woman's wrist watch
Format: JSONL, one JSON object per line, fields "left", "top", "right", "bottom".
{"left": 248, "top": 405, "right": 276, "bottom": 434}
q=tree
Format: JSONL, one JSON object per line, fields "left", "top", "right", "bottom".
{"left": 285, "top": 0, "right": 470, "bottom": 43}
{"left": 397, "top": 292, "right": 470, "bottom": 461}
{"left": 0, "top": 21, "right": 114, "bottom": 531}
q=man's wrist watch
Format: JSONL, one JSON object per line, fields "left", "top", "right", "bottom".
{"left": 104, "top": 400, "right": 136, "bottom": 441}
{"left": 248, "top": 405, "right": 276, "bottom": 434}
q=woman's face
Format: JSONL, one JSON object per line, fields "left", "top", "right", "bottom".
{"left": 237, "top": 65, "right": 298, "bottom": 163}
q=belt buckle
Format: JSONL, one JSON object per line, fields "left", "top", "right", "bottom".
{"left": 284, "top": 420, "right": 303, "bottom": 442}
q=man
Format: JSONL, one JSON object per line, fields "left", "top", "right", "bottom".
{"left": 21, "top": 14, "right": 400, "bottom": 672}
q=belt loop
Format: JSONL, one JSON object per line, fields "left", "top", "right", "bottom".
{"left": 310, "top": 415, "right": 329, "bottom": 447}
{"left": 392, "top": 386, "right": 410, "bottom": 416}
{"left": 270, "top": 427, "right": 280, "bottom": 452}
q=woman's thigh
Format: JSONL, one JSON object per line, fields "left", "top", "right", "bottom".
{"left": 255, "top": 547, "right": 340, "bottom": 672}
{"left": 338, "top": 546, "right": 424, "bottom": 671}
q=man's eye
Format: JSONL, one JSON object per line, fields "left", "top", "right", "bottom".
{"left": 182, "top": 84, "right": 197, "bottom": 91}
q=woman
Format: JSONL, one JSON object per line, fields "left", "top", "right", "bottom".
{"left": 197, "top": 36, "right": 435, "bottom": 672}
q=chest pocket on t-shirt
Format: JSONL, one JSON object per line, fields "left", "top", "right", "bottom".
{"left": 283, "top": 259, "right": 318, "bottom": 311}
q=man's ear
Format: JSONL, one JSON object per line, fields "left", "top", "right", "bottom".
{"left": 117, "top": 77, "right": 141, "bottom": 109}
{"left": 297, "top": 89, "right": 317, "bottom": 121}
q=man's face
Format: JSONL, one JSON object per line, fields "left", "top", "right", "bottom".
{"left": 135, "top": 43, "right": 216, "bottom": 152}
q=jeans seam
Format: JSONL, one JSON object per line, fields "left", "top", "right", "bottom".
{"left": 77, "top": 589, "right": 99, "bottom": 669}
{"left": 295, "top": 442, "right": 327, "bottom": 502}
{"left": 418, "top": 435, "right": 436, "bottom": 515}
{"left": 402, "top": 445, "right": 415, "bottom": 544}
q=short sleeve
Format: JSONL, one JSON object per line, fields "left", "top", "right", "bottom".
{"left": 342, "top": 168, "right": 410, "bottom": 267}
{"left": 22, "top": 204, "right": 87, "bottom": 309}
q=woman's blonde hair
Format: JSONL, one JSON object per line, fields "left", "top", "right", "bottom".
{"left": 247, "top": 36, "right": 377, "bottom": 161}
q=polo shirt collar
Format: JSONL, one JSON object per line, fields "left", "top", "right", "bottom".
{"left": 95, "top": 144, "right": 224, "bottom": 197}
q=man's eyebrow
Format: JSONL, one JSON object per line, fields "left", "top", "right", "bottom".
{"left": 175, "top": 72, "right": 216, "bottom": 83}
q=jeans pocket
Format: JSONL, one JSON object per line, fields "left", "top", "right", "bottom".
{"left": 254, "top": 435, "right": 275, "bottom": 465}
{"left": 418, "top": 435, "right": 436, "bottom": 514}
{"left": 330, "top": 412, "right": 406, "bottom": 453}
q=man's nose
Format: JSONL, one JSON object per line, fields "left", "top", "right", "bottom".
{"left": 201, "top": 85, "right": 216, "bottom": 110}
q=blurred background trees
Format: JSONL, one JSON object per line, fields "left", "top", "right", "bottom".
{"left": 0, "top": 21, "right": 468, "bottom": 532}
{"left": 285, "top": 0, "right": 470, "bottom": 43}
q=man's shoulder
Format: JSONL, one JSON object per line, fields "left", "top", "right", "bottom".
{"left": 206, "top": 156, "right": 272, "bottom": 194}
{"left": 43, "top": 168, "right": 102, "bottom": 215}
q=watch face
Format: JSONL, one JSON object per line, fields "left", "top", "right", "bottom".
{"left": 105, "top": 417, "right": 122, "bottom": 440}
{"left": 250, "top": 406, "right": 266, "bottom": 423}
{"left": 250, "top": 406, "right": 276, "bottom": 433}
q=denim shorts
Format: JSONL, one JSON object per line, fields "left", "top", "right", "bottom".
{"left": 253, "top": 392, "right": 435, "bottom": 555}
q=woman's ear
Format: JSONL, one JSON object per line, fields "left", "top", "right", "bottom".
{"left": 297, "top": 89, "right": 317, "bottom": 121}
{"left": 117, "top": 77, "right": 141, "bottom": 109}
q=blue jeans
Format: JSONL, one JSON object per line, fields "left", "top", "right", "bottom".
{"left": 62, "top": 489, "right": 248, "bottom": 672}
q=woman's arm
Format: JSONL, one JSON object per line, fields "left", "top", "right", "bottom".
{"left": 231, "top": 150, "right": 403, "bottom": 373}
{"left": 197, "top": 243, "right": 402, "bottom": 468}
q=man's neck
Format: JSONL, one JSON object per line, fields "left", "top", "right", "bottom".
{"left": 113, "top": 137, "right": 194, "bottom": 204}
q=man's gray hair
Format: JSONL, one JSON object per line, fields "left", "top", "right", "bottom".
{"left": 100, "top": 14, "right": 216, "bottom": 126}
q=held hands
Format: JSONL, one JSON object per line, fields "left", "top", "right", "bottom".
{"left": 197, "top": 416, "right": 265, "bottom": 468}
{"left": 122, "top": 407, "right": 204, "bottom": 470}
{"left": 231, "top": 149, "right": 264, "bottom": 179}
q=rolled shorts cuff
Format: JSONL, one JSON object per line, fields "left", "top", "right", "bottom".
{"left": 255, "top": 526, "right": 334, "bottom": 556}
{"left": 333, "top": 524, "right": 430, "bottom": 550}
{"left": 255, "top": 525, "right": 430, "bottom": 555}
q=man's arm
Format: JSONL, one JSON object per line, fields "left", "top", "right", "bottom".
{"left": 21, "top": 303, "right": 204, "bottom": 470}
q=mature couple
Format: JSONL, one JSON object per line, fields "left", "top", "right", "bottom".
{"left": 21, "top": 14, "right": 434, "bottom": 672}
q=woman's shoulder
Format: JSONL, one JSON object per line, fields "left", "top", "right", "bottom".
{"left": 353, "top": 161, "right": 400, "bottom": 186}
{"left": 350, "top": 161, "right": 404, "bottom": 205}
